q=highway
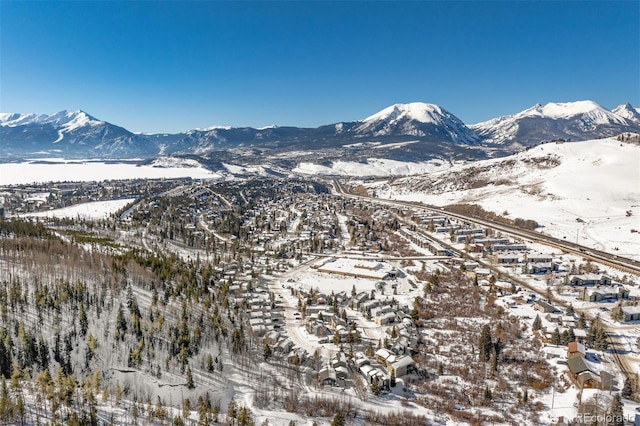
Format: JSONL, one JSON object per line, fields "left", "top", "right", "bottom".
{"left": 332, "top": 179, "right": 640, "bottom": 276}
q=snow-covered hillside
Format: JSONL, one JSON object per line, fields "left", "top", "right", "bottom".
{"left": 365, "top": 138, "right": 640, "bottom": 259}
{"left": 293, "top": 158, "right": 454, "bottom": 177}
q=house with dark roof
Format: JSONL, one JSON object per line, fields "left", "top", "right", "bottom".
{"left": 570, "top": 274, "right": 611, "bottom": 287}
{"left": 567, "top": 357, "right": 613, "bottom": 390}
{"left": 579, "top": 286, "right": 629, "bottom": 302}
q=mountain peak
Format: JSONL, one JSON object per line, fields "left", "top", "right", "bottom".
{"left": 362, "top": 102, "right": 445, "bottom": 124}
{"left": 612, "top": 103, "right": 640, "bottom": 123}
{"left": 355, "top": 102, "right": 480, "bottom": 144}
{"left": 519, "top": 100, "right": 607, "bottom": 119}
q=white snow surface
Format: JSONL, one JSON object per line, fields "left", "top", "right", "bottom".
{"left": 293, "top": 158, "right": 452, "bottom": 177}
{"left": 24, "top": 198, "right": 136, "bottom": 220}
{"left": 472, "top": 100, "right": 631, "bottom": 129}
{"left": 0, "top": 158, "right": 221, "bottom": 185}
{"left": 362, "top": 102, "right": 451, "bottom": 124}
{"left": 367, "top": 138, "right": 640, "bottom": 259}
{"left": 0, "top": 110, "right": 102, "bottom": 129}
{"left": 355, "top": 102, "right": 480, "bottom": 142}
{"left": 612, "top": 103, "right": 640, "bottom": 124}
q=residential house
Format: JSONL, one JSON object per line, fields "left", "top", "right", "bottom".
{"left": 388, "top": 355, "right": 415, "bottom": 377}
{"left": 317, "top": 367, "right": 337, "bottom": 386}
{"left": 621, "top": 306, "right": 640, "bottom": 322}
{"left": 570, "top": 274, "right": 611, "bottom": 287}
{"left": 375, "top": 311, "right": 396, "bottom": 326}
{"left": 528, "top": 262, "right": 559, "bottom": 274}
{"left": 566, "top": 357, "right": 614, "bottom": 390}
{"left": 496, "top": 254, "right": 521, "bottom": 264}
{"left": 533, "top": 300, "right": 556, "bottom": 313}
{"left": 567, "top": 342, "right": 586, "bottom": 359}
{"left": 579, "top": 286, "right": 629, "bottom": 302}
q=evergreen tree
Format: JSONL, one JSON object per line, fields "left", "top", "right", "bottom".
{"left": 622, "top": 378, "right": 633, "bottom": 399}
{"left": 594, "top": 321, "right": 609, "bottom": 351}
{"left": 227, "top": 399, "right": 237, "bottom": 420}
{"left": 263, "top": 343, "right": 272, "bottom": 361}
{"left": 609, "top": 393, "right": 624, "bottom": 426}
{"left": 186, "top": 366, "right": 195, "bottom": 389}
{"left": 532, "top": 314, "right": 542, "bottom": 331}
{"left": 479, "top": 324, "right": 493, "bottom": 362}
{"left": 484, "top": 386, "right": 492, "bottom": 401}
{"left": 331, "top": 412, "right": 346, "bottom": 426}
{"left": 206, "top": 354, "right": 214, "bottom": 373}
{"left": 38, "top": 337, "right": 50, "bottom": 370}
{"left": 491, "top": 338, "right": 505, "bottom": 373}
{"left": 0, "top": 340, "right": 11, "bottom": 379}
{"left": 79, "top": 303, "right": 89, "bottom": 336}
{"left": 577, "top": 312, "right": 587, "bottom": 329}
{"left": 0, "top": 377, "right": 12, "bottom": 423}
{"left": 370, "top": 376, "right": 382, "bottom": 396}
{"left": 566, "top": 304, "right": 574, "bottom": 316}
{"left": 551, "top": 328, "right": 561, "bottom": 346}
{"left": 115, "top": 304, "right": 127, "bottom": 341}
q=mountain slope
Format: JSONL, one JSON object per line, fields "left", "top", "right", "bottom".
{"left": 0, "top": 110, "right": 153, "bottom": 157}
{"left": 612, "top": 103, "right": 640, "bottom": 124}
{"left": 365, "top": 137, "right": 640, "bottom": 258}
{"left": 351, "top": 102, "right": 481, "bottom": 144}
{"left": 470, "top": 101, "right": 640, "bottom": 146}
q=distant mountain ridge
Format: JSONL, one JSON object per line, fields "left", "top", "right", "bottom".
{"left": 0, "top": 110, "right": 151, "bottom": 157}
{"left": 1, "top": 101, "right": 639, "bottom": 160}
{"left": 469, "top": 100, "right": 640, "bottom": 145}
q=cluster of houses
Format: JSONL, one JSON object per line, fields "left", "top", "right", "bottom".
{"left": 2, "top": 178, "right": 180, "bottom": 216}
{"left": 318, "top": 348, "right": 417, "bottom": 390}
{"left": 397, "top": 226, "right": 453, "bottom": 257}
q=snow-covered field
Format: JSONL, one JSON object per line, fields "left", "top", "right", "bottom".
{"left": 0, "top": 157, "right": 221, "bottom": 185}
{"left": 23, "top": 198, "right": 136, "bottom": 220}
{"left": 366, "top": 138, "right": 640, "bottom": 260}
{"left": 294, "top": 158, "right": 452, "bottom": 177}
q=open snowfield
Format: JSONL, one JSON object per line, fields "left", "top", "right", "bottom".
{"left": 22, "top": 198, "right": 136, "bottom": 220}
{"left": 293, "top": 158, "right": 453, "bottom": 177}
{"left": 366, "top": 138, "right": 640, "bottom": 260}
{"left": 284, "top": 264, "right": 381, "bottom": 295}
{"left": 0, "top": 157, "right": 221, "bottom": 185}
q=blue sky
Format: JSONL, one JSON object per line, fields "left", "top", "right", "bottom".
{"left": 1, "top": 1, "right": 638, "bottom": 133}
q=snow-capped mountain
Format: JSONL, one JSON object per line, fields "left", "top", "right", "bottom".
{"left": 0, "top": 110, "right": 154, "bottom": 157}
{"left": 1, "top": 110, "right": 98, "bottom": 130}
{"left": 612, "top": 103, "right": 640, "bottom": 124}
{"left": 352, "top": 102, "right": 480, "bottom": 144}
{"left": 470, "top": 100, "right": 640, "bottom": 145}
{"left": 2, "top": 101, "right": 639, "bottom": 160}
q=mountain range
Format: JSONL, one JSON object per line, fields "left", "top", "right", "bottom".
{"left": 1, "top": 101, "right": 639, "bottom": 163}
